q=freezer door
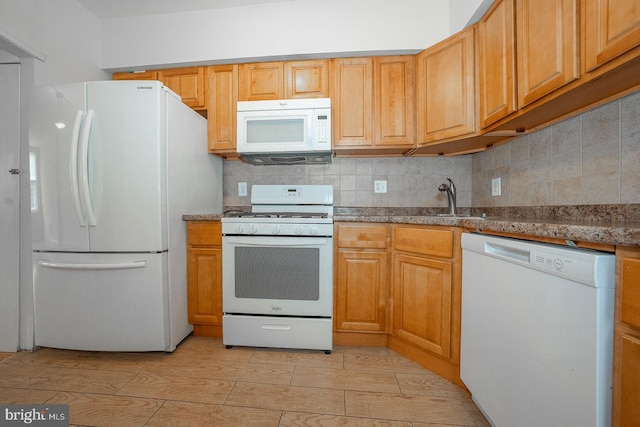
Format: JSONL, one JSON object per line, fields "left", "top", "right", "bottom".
{"left": 33, "top": 252, "right": 175, "bottom": 351}
{"left": 85, "top": 81, "right": 166, "bottom": 252}
{"left": 29, "top": 83, "right": 90, "bottom": 252}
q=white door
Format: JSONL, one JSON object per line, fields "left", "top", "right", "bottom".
{"left": 29, "top": 83, "right": 90, "bottom": 252}
{"left": 85, "top": 81, "right": 165, "bottom": 253}
{"left": 0, "top": 62, "right": 21, "bottom": 351}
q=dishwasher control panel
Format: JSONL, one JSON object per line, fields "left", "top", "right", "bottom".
{"left": 533, "top": 250, "right": 593, "bottom": 279}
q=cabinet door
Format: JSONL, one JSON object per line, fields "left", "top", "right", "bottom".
{"left": 374, "top": 56, "right": 416, "bottom": 147}
{"left": 186, "top": 222, "right": 222, "bottom": 327}
{"left": 392, "top": 253, "right": 452, "bottom": 358}
{"left": 516, "top": 0, "right": 579, "bottom": 107}
{"left": 332, "top": 57, "right": 374, "bottom": 147}
{"left": 284, "top": 59, "right": 329, "bottom": 98}
{"left": 112, "top": 71, "right": 158, "bottom": 80}
{"left": 158, "top": 67, "right": 207, "bottom": 109}
{"left": 207, "top": 64, "right": 238, "bottom": 153}
{"left": 416, "top": 27, "right": 475, "bottom": 144}
{"left": 477, "top": 0, "right": 516, "bottom": 128}
{"left": 187, "top": 247, "right": 222, "bottom": 325}
{"left": 617, "top": 334, "right": 640, "bottom": 426}
{"left": 613, "top": 248, "right": 640, "bottom": 427}
{"left": 621, "top": 257, "right": 640, "bottom": 329}
{"left": 335, "top": 250, "right": 388, "bottom": 332}
{"left": 239, "top": 62, "right": 284, "bottom": 100}
{"left": 584, "top": 0, "right": 640, "bottom": 72}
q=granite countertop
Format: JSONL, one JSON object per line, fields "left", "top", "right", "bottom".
{"left": 183, "top": 213, "right": 225, "bottom": 221}
{"left": 183, "top": 204, "right": 640, "bottom": 248}
{"left": 334, "top": 214, "right": 640, "bottom": 247}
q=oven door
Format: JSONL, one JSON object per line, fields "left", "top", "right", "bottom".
{"left": 222, "top": 235, "right": 333, "bottom": 317}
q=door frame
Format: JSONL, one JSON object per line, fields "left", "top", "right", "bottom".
{"left": 0, "top": 60, "right": 21, "bottom": 351}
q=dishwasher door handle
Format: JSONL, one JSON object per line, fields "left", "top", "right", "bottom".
{"left": 484, "top": 242, "right": 531, "bottom": 264}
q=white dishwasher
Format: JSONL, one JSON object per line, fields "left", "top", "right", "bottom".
{"left": 460, "top": 233, "right": 615, "bottom": 427}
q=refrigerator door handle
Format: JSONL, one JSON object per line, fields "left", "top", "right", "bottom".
{"left": 38, "top": 259, "right": 147, "bottom": 270}
{"left": 79, "top": 109, "right": 97, "bottom": 227}
{"left": 70, "top": 110, "right": 86, "bottom": 226}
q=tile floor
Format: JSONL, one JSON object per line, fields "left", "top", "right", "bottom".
{"left": 0, "top": 336, "right": 489, "bottom": 426}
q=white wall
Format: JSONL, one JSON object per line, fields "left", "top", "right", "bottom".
{"left": 101, "top": 0, "right": 450, "bottom": 71}
{"left": 0, "top": 0, "right": 108, "bottom": 84}
{"left": 449, "top": 0, "right": 487, "bottom": 32}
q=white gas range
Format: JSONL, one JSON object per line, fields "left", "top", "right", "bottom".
{"left": 221, "top": 185, "right": 334, "bottom": 353}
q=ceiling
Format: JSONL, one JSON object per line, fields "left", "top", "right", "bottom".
{"left": 77, "top": 0, "right": 299, "bottom": 19}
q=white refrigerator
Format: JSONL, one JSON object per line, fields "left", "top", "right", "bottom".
{"left": 29, "top": 80, "right": 222, "bottom": 352}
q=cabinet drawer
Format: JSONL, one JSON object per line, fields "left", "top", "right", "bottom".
{"left": 187, "top": 221, "right": 222, "bottom": 246}
{"left": 393, "top": 226, "right": 453, "bottom": 258}
{"left": 621, "top": 258, "right": 640, "bottom": 329}
{"left": 337, "top": 224, "right": 389, "bottom": 249}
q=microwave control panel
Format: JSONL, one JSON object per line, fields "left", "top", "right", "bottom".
{"left": 315, "top": 111, "right": 331, "bottom": 145}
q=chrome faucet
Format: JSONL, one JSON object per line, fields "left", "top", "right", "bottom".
{"left": 438, "top": 178, "right": 457, "bottom": 215}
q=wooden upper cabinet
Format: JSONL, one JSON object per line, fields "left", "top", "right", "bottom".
{"left": 285, "top": 59, "right": 329, "bottom": 98}
{"left": 157, "top": 67, "right": 207, "bottom": 110}
{"left": 332, "top": 56, "right": 415, "bottom": 153}
{"left": 239, "top": 61, "right": 284, "bottom": 100}
{"left": 240, "top": 60, "right": 329, "bottom": 100}
{"left": 112, "top": 70, "right": 159, "bottom": 80}
{"left": 478, "top": 0, "right": 516, "bottom": 129}
{"left": 584, "top": 0, "right": 640, "bottom": 72}
{"left": 207, "top": 64, "right": 238, "bottom": 154}
{"left": 332, "top": 57, "right": 374, "bottom": 147}
{"left": 374, "top": 56, "right": 415, "bottom": 148}
{"left": 516, "top": 0, "right": 579, "bottom": 108}
{"left": 416, "top": 26, "right": 476, "bottom": 144}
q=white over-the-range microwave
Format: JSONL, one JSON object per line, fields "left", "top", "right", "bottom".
{"left": 236, "top": 98, "right": 332, "bottom": 165}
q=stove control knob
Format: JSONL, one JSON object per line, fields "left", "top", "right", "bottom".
{"left": 295, "top": 225, "right": 304, "bottom": 235}
{"left": 271, "top": 224, "right": 281, "bottom": 235}
{"left": 248, "top": 224, "right": 258, "bottom": 234}
{"left": 309, "top": 224, "right": 319, "bottom": 235}
{"left": 234, "top": 224, "right": 244, "bottom": 234}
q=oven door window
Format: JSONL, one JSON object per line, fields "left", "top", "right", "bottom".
{"left": 235, "top": 246, "right": 319, "bottom": 300}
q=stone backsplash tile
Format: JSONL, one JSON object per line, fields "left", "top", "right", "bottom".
{"left": 221, "top": 90, "right": 640, "bottom": 210}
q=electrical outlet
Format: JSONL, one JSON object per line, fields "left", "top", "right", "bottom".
{"left": 491, "top": 177, "right": 501, "bottom": 196}
{"left": 374, "top": 180, "right": 387, "bottom": 193}
{"left": 238, "top": 182, "right": 248, "bottom": 197}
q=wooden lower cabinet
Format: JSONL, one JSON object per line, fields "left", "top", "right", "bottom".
{"left": 389, "top": 225, "right": 462, "bottom": 386}
{"left": 334, "top": 223, "right": 463, "bottom": 386}
{"left": 186, "top": 221, "right": 223, "bottom": 337}
{"left": 392, "top": 253, "right": 452, "bottom": 358}
{"left": 334, "top": 224, "right": 389, "bottom": 346}
{"left": 613, "top": 247, "right": 640, "bottom": 427}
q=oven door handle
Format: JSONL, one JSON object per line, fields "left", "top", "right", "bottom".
{"left": 225, "top": 236, "right": 330, "bottom": 246}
